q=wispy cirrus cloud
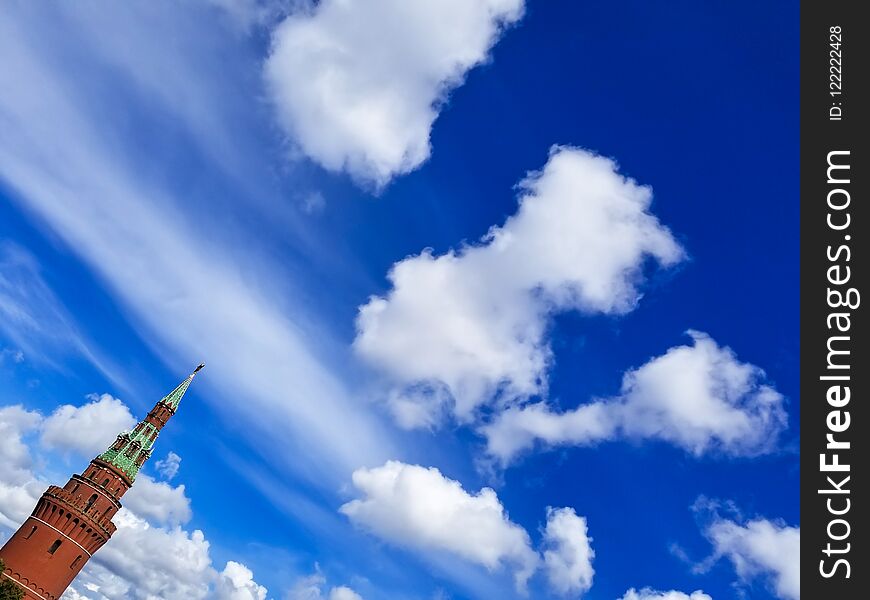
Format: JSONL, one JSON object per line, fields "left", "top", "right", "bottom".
{"left": 0, "top": 243, "right": 122, "bottom": 383}
{"left": 0, "top": 1, "right": 395, "bottom": 490}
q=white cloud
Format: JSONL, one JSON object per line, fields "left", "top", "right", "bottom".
{"left": 155, "top": 451, "right": 183, "bottom": 480}
{"left": 40, "top": 393, "right": 136, "bottom": 457}
{"left": 122, "top": 474, "right": 193, "bottom": 526}
{"left": 619, "top": 589, "right": 712, "bottom": 600}
{"left": 0, "top": 405, "right": 44, "bottom": 530}
{"left": 0, "top": 475, "right": 44, "bottom": 534}
{"left": 73, "top": 507, "right": 268, "bottom": 600}
{"left": 265, "top": 0, "right": 524, "bottom": 187}
{"left": 355, "top": 147, "right": 684, "bottom": 426}
{"left": 541, "top": 507, "right": 594, "bottom": 597}
{"left": 703, "top": 516, "right": 799, "bottom": 600}
{"left": 329, "top": 587, "right": 363, "bottom": 600}
{"left": 0, "top": 405, "right": 41, "bottom": 483}
{"left": 286, "top": 571, "right": 363, "bottom": 600}
{"left": 0, "top": 398, "right": 265, "bottom": 600}
{"left": 340, "top": 460, "right": 539, "bottom": 590}
{"left": 482, "top": 331, "right": 787, "bottom": 463}
{"left": 68, "top": 509, "right": 215, "bottom": 600}
{"left": 215, "top": 561, "right": 269, "bottom": 600}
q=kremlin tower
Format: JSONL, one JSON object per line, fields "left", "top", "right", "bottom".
{"left": 0, "top": 364, "right": 204, "bottom": 600}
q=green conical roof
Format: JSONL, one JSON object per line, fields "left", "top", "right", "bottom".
{"left": 97, "top": 364, "right": 203, "bottom": 481}
{"left": 161, "top": 363, "right": 204, "bottom": 410}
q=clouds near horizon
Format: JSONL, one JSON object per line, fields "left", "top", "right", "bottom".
{"left": 0, "top": 396, "right": 267, "bottom": 600}
{"left": 619, "top": 589, "right": 712, "bottom": 600}
{"left": 40, "top": 393, "right": 136, "bottom": 457}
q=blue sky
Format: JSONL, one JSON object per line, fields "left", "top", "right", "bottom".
{"left": 0, "top": 2, "right": 798, "bottom": 599}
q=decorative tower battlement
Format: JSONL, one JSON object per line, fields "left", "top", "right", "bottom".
{"left": 0, "top": 364, "right": 204, "bottom": 600}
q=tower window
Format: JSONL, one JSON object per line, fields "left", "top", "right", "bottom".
{"left": 103, "top": 478, "right": 110, "bottom": 487}
{"left": 71, "top": 555, "right": 82, "bottom": 569}
{"left": 84, "top": 494, "right": 98, "bottom": 511}
{"left": 24, "top": 525, "right": 37, "bottom": 540}
{"left": 72, "top": 483, "right": 79, "bottom": 494}
{"left": 48, "top": 539, "right": 62, "bottom": 554}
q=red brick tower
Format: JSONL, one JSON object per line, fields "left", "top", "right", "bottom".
{"left": 0, "top": 364, "right": 204, "bottom": 600}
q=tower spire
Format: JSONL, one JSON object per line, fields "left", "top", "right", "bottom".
{"left": 159, "top": 362, "right": 205, "bottom": 411}
{"left": 97, "top": 364, "right": 204, "bottom": 482}
{"left": 0, "top": 364, "right": 203, "bottom": 600}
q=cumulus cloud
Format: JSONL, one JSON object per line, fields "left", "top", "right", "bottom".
{"left": 40, "top": 393, "right": 136, "bottom": 457}
{"left": 265, "top": 0, "right": 524, "bottom": 187}
{"left": 482, "top": 331, "right": 787, "bottom": 464}
{"left": 0, "top": 405, "right": 41, "bottom": 483}
{"left": 541, "top": 507, "right": 594, "bottom": 596}
{"left": 340, "top": 460, "right": 539, "bottom": 590}
{"left": 65, "top": 514, "right": 269, "bottom": 600}
{"left": 69, "top": 509, "right": 215, "bottom": 599}
{"left": 155, "top": 451, "right": 183, "bottom": 480}
{"left": 619, "top": 589, "right": 712, "bottom": 600}
{"left": 0, "top": 405, "right": 44, "bottom": 529}
{"left": 122, "top": 474, "right": 193, "bottom": 526}
{"left": 701, "top": 516, "right": 799, "bottom": 600}
{"left": 0, "top": 398, "right": 265, "bottom": 600}
{"left": 214, "top": 561, "right": 269, "bottom": 600}
{"left": 329, "top": 587, "right": 363, "bottom": 600}
{"left": 355, "top": 147, "right": 684, "bottom": 427}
